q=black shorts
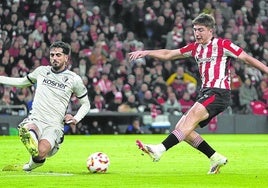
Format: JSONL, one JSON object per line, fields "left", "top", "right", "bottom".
{"left": 197, "top": 88, "right": 231, "bottom": 128}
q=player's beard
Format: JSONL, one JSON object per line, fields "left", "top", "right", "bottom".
{"left": 51, "top": 61, "right": 65, "bottom": 72}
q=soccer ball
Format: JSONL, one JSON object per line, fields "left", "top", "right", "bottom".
{"left": 86, "top": 152, "right": 110, "bottom": 173}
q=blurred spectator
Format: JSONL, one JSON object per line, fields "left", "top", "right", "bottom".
{"left": 0, "top": 88, "right": 13, "bottom": 114}
{"left": 109, "top": 0, "right": 124, "bottom": 23}
{"left": 123, "top": 31, "right": 140, "bottom": 52}
{"left": 188, "top": 1, "right": 200, "bottom": 19}
{"left": 230, "top": 66, "right": 243, "bottom": 112}
{"left": 218, "top": 1, "right": 234, "bottom": 24}
{"left": 88, "top": 84, "right": 104, "bottom": 103}
{"left": 163, "top": 91, "right": 181, "bottom": 115}
{"left": 234, "top": 9, "right": 247, "bottom": 27}
{"left": 1, "top": 50, "right": 15, "bottom": 76}
{"left": 140, "top": 90, "right": 162, "bottom": 114}
{"left": 32, "top": 48, "right": 49, "bottom": 66}
{"left": 214, "top": 9, "right": 225, "bottom": 37}
{"left": 16, "top": 47, "right": 32, "bottom": 69}
{"left": 166, "top": 65, "right": 197, "bottom": 98}
{"left": 179, "top": 91, "right": 195, "bottom": 114}
{"left": 152, "top": 84, "right": 166, "bottom": 105}
{"left": 137, "top": 82, "right": 149, "bottom": 106}
{"left": 186, "top": 82, "right": 198, "bottom": 101}
{"left": 166, "top": 65, "right": 197, "bottom": 86}
{"left": 9, "top": 88, "right": 28, "bottom": 114}
{"left": 244, "top": 64, "right": 263, "bottom": 85}
{"left": 239, "top": 78, "right": 258, "bottom": 114}
{"left": 151, "top": 16, "right": 168, "bottom": 48}
{"left": 97, "top": 73, "right": 113, "bottom": 95}
{"left": 202, "top": 2, "right": 214, "bottom": 15}
{"left": 118, "top": 93, "right": 139, "bottom": 113}
{"left": 29, "top": 24, "right": 44, "bottom": 46}
{"left": 91, "top": 94, "right": 105, "bottom": 112}
{"left": 257, "top": 74, "right": 268, "bottom": 105}
{"left": 65, "top": 7, "right": 81, "bottom": 30}
{"left": 88, "top": 121, "right": 103, "bottom": 135}
{"left": 89, "top": 5, "right": 103, "bottom": 26}
{"left": 112, "top": 75, "right": 124, "bottom": 92}
{"left": 0, "top": 66, "right": 7, "bottom": 76}
{"left": 107, "top": 92, "right": 123, "bottom": 112}
{"left": 161, "top": 6, "right": 175, "bottom": 32}
{"left": 104, "top": 120, "right": 120, "bottom": 134}
{"left": 122, "top": 84, "right": 133, "bottom": 102}
{"left": 165, "top": 26, "right": 183, "bottom": 49}
{"left": 126, "top": 74, "right": 137, "bottom": 91}
{"left": 125, "top": 118, "right": 144, "bottom": 134}
{"left": 162, "top": 60, "right": 174, "bottom": 81}
{"left": 68, "top": 94, "right": 81, "bottom": 115}
{"left": 242, "top": 0, "right": 259, "bottom": 25}
{"left": 8, "top": 40, "right": 20, "bottom": 58}
{"left": 11, "top": 59, "right": 29, "bottom": 77}
{"left": 89, "top": 42, "right": 107, "bottom": 71}
{"left": 133, "top": 64, "right": 145, "bottom": 88}
{"left": 131, "top": 0, "right": 147, "bottom": 40}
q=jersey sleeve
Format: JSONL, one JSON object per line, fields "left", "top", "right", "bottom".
{"left": 179, "top": 43, "right": 197, "bottom": 57}
{"left": 73, "top": 75, "right": 88, "bottom": 99}
{"left": 222, "top": 39, "right": 243, "bottom": 58}
{"left": 27, "top": 66, "right": 44, "bottom": 83}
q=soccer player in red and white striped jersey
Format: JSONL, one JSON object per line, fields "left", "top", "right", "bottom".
{"left": 129, "top": 13, "right": 268, "bottom": 174}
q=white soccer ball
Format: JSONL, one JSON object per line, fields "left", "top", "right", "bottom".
{"left": 86, "top": 152, "right": 110, "bottom": 173}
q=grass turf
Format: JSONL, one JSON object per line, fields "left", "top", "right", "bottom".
{"left": 0, "top": 134, "right": 268, "bottom": 188}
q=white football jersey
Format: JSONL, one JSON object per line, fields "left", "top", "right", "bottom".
{"left": 27, "top": 66, "right": 88, "bottom": 127}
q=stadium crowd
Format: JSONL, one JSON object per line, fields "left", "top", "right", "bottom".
{"left": 0, "top": 0, "right": 268, "bottom": 129}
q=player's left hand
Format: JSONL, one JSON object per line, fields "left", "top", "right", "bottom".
{"left": 64, "top": 114, "right": 77, "bottom": 125}
{"left": 128, "top": 51, "right": 148, "bottom": 61}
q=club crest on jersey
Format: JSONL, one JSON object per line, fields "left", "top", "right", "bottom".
{"left": 62, "top": 76, "right": 68, "bottom": 83}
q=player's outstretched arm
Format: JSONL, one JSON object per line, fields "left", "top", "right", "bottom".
{"left": 129, "top": 49, "right": 183, "bottom": 61}
{"left": 238, "top": 51, "right": 268, "bottom": 74}
{"left": 0, "top": 76, "right": 32, "bottom": 88}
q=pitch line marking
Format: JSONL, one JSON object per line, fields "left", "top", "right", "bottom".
{"left": 1, "top": 172, "right": 74, "bottom": 177}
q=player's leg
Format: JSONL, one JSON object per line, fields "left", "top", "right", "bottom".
{"left": 137, "top": 102, "right": 208, "bottom": 161}
{"left": 185, "top": 131, "right": 227, "bottom": 174}
{"left": 23, "top": 139, "right": 53, "bottom": 171}
{"left": 136, "top": 104, "right": 227, "bottom": 173}
{"left": 18, "top": 120, "right": 40, "bottom": 158}
{"left": 137, "top": 88, "right": 230, "bottom": 173}
{"left": 23, "top": 126, "right": 63, "bottom": 171}
{"left": 23, "top": 157, "right": 46, "bottom": 171}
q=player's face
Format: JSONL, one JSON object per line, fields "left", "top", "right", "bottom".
{"left": 49, "top": 48, "right": 68, "bottom": 72}
{"left": 193, "top": 25, "right": 213, "bottom": 45}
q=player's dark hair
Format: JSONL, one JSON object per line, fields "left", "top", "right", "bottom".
{"left": 192, "top": 13, "right": 215, "bottom": 29}
{"left": 49, "top": 41, "right": 71, "bottom": 55}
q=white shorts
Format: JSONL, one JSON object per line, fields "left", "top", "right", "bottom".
{"left": 19, "top": 117, "right": 64, "bottom": 157}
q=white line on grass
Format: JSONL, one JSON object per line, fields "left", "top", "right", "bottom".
{"left": 1, "top": 172, "right": 74, "bottom": 177}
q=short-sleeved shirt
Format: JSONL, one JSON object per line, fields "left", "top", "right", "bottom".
{"left": 27, "top": 66, "right": 88, "bottom": 128}
{"left": 180, "top": 38, "right": 243, "bottom": 90}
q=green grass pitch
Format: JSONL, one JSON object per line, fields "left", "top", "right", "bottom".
{"left": 0, "top": 134, "right": 268, "bottom": 188}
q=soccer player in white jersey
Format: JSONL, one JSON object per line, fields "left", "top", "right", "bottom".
{"left": 129, "top": 13, "right": 268, "bottom": 174}
{"left": 0, "top": 41, "right": 90, "bottom": 171}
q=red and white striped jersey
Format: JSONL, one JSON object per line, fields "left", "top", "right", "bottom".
{"left": 180, "top": 38, "right": 243, "bottom": 90}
